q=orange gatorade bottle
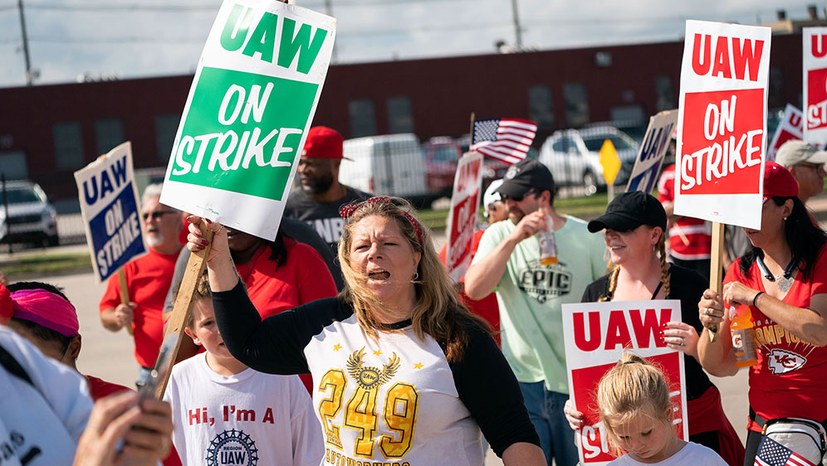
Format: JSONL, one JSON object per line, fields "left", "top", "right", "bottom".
{"left": 729, "top": 303, "right": 758, "bottom": 368}
{"left": 538, "top": 206, "right": 558, "bottom": 266}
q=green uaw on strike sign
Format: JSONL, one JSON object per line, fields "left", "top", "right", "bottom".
{"left": 160, "top": 0, "right": 335, "bottom": 240}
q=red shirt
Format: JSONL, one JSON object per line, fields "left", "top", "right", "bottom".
{"left": 238, "top": 238, "right": 337, "bottom": 319}
{"left": 657, "top": 164, "right": 711, "bottom": 261}
{"left": 725, "top": 246, "right": 827, "bottom": 431}
{"left": 238, "top": 238, "right": 337, "bottom": 391}
{"left": 100, "top": 248, "right": 180, "bottom": 368}
{"left": 86, "top": 375, "right": 131, "bottom": 401}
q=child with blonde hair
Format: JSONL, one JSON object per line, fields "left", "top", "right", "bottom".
{"left": 597, "top": 354, "right": 726, "bottom": 465}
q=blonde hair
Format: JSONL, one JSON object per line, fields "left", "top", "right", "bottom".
{"left": 656, "top": 233, "right": 670, "bottom": 298}
{"left": 597, "top": 353, "right": 674, "bottom": 454}
{"left": 600, "top": 227, "right": 670, "bottom": 302}
{"left": 337, "top": 197, "right": 490, "bottom": 362}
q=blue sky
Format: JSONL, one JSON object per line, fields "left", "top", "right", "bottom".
{"left": 0, "top": 0, "right": 816, "bottom": 88}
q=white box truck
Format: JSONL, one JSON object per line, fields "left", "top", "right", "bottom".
{"left": 339, "top": 133, "right": 433, "bottom": 207}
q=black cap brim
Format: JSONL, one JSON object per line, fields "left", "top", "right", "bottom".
{"left": 587, "top": 212, "right": 643, "bottom": 233}
{"left": 496, "top": 180, "right": 533, "bottom": 199}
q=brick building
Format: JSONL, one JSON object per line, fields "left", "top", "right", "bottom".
{"left": 0, "top": 33, "right": 801, "bottom": 204}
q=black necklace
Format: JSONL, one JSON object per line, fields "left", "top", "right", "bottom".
{"left": 756, "top": 255, "right": 798, "bottom": 293}
{"left": 376, "top": 318, "right": 412, "bottom": 330}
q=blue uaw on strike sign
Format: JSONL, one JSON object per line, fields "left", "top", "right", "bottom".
{"left": 74, "top": 141, "right": 146, "bottom": 282}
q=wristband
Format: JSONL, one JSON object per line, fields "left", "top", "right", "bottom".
{"left": 752, "top": 291, "right": 764, "bottom": 307}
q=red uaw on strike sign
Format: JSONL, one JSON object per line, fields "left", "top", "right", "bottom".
{"left": 767, "top": 104, "right": 803, "bottom": 161}
{"left": 562, "top": 300, "right": 687, "bottom": 466}
{"left": 445, "top": 151, "right": 483, "bottom": 282}
{"left": 804, "top": 28, "right": 827, "bottom": 144}
{"left": 675, "top": 21, "right": 771, "bottom": 229}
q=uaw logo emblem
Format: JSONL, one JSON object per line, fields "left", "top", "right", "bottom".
{"left": 206, "top": 429, "right": 258, "bottom": 466}
{"left": 347, "top": 348, "right": 400, "bottom": 389}
{"left": 518, "top": 259, "right": 573, "bottom": 303}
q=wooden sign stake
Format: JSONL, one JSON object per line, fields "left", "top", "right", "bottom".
{"left": 117, "top": 269, "right": 134, "bottom": 336}
{"left": 153, "top": 220, "right": 214, "bottom": 399}
{"left": 707, "top": 221, "right": 725, "bottom": 342}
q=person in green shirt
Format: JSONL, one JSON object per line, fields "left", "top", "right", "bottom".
{"left": 466, "top": 159, "right": 607, "bottom": 466}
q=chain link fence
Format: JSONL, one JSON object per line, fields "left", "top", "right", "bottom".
{"left": 537, "top": 125, "right": 641, "bottom": 199}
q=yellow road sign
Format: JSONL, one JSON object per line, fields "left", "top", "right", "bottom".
{"left": 599, "top": 139, "right": 621, "bottom": 185}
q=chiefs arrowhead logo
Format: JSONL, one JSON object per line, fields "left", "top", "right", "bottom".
{"left": 767, "top": 349, "right": 806, "bottom": 375}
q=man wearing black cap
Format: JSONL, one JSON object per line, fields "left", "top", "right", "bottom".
{"left": 465, "top": 159, "right": 606, "bottom": 466}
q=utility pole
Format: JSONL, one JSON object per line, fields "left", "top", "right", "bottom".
{"left": 510, "top": 0, "right": 522, "bottom": 50}
{"left": 323, "top": 0, "right": 337, "bottom": 63}
{"left": 17, "top": 0, "right": 33, "bottom": 86}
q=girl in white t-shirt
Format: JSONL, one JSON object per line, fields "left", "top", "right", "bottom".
{"left": 597, "top": 354, "right": 726, "bottom": 466}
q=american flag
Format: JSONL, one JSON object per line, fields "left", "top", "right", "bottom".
{"left": 754, "top": 437, "right": 818, "bottom": 466}
{"left": 470, "top": 118, "right": 538, "bottom": 165}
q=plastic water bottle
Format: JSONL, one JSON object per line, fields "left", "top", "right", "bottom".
{"left": 538, "top": 206, "right": 558, "bottom": 266}
{"left": 729, "top": 304, "right": 758, "bottom": 368}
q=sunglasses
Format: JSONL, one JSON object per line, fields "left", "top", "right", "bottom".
{"left": 500, "top": 189, "right": 536, "bottom": 202}
{"left": 483, "top": 202, "right": 500, "bottom": 218}
{"left": 141, "top": 210, "right": 177, "bottom": 221}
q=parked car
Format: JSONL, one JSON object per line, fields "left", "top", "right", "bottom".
{"left": 0, "top": 180, "right": 59, "bottom": 246}
{"left": 422, "top": 137, "right": 462, "bottom": 198}
{"left": 537, "top": 126, "right": 640, "bottom": 195}
{"left": 339, "top": 133, "right": 433, "bottom": 207}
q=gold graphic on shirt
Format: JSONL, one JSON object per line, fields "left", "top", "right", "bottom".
{"left": 317, "top": 348, "right": 420, "bottom": 459}
{"left": 333, "top": 343, "right": 342, "bottom": 351}
{"left": 414, "top": 362, "right": 423, "bottom": 369}
{"left": 317, "top": 369, "right": 346, "bottom": 449}
{"left": 373, "top": 349, "right": 383, "bottom": 356}
{"left": 347, "top": 348, "right": 400, "bottom": 390}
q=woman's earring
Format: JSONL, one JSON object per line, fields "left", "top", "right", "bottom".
{"left": 413, "top": 272, "right": 419, "bottom": 281}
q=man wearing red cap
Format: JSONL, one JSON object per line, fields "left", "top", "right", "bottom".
{"left": 284, "top": 126, "right": 370, "bottom": 254}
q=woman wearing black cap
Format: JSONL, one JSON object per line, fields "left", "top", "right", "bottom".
{"left": 564, "top": 191, "right": 744, "bottom": 465}
{"left": 698, "top": 161, "right": 827, "bottom": 465}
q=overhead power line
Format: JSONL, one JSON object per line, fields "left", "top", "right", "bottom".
{"left": 28, "top": 35, "right": 206, "bottom": 43}
{"left": 4, "top": 0, "right": 472, "bottom": 11}
{"left": 24, "top": 3, "right": 218, "bottom": 11}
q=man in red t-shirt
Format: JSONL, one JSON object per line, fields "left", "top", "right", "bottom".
{"left": 99, "top": 183, "right": 183, "bottom": 386}
{"left": 658, "top": 161, "right": 713, "bottom": 280}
